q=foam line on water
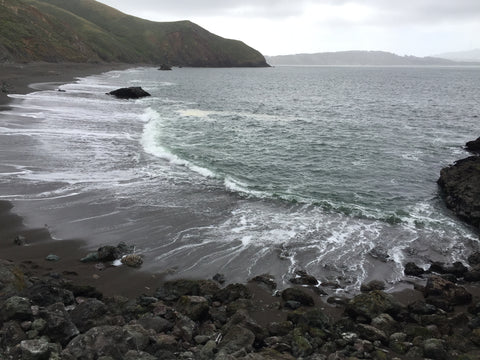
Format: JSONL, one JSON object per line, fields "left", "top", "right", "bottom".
{"left": 140, "top": 108, "right": 217, "bottom": 178}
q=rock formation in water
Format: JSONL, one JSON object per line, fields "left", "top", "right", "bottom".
{"left": 438, "top": 139, "right": 480, "bottom": 229}
{"left": 108, "top": 87, "right": 151, "bottom": 99}
{"left": 466, "top": 137, "right": 480, "bottom": 154}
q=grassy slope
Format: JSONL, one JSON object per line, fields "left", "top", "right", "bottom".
{"left": 0, "top": 0, "right": 268, "bottom": 66}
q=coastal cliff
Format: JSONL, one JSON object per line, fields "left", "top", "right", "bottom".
{"left": 0, "top": 0, "right": 268, "bottom": 67}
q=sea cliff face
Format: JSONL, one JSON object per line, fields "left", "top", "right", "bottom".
{"left": 0, "top": 0, "right": 268, "bottom": 67}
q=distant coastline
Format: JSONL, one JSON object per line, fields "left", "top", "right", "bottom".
{"left": 265, "top": 50, "right": 480, "bottom": 67}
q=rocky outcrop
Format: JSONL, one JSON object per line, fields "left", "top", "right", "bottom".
{"left": 107, "top": 87, "right": 151, "bottom": 100}
{"left": 2, "top": 258, "right": 480, "bottom": 359}
{"left": 438, "top": 155, "right": 480, "bottom": 229}
{"left": 466, "top": 137, "right": 480, "bottom": 153}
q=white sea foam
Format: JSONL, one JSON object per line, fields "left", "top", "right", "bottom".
{"left": 140, "top": 108, "right": 217, "bottom": 178}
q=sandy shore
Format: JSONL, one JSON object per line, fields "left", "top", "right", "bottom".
{"left": 0, "top": 62, "right": 163, "bottom": 298}
{"left": 0, "top": 62, "right": 132, "bottom": 106}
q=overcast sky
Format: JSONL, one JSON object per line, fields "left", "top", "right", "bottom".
{"left": 97, "top": 0, "right": 480, "bottom": 56}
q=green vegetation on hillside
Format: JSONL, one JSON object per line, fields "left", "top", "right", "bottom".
{"left": 0, "top": 0, "right": 268, "bottom": 67}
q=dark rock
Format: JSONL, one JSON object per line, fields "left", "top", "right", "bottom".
{"left": 176, "top": 295, "right": 209, "bottom": 321}
{"left": 63, "top": 325, "right": 136, "bottom": 359}
{"left": 213, "top": 273, "right": 226, "bottom": 284}
{"left": 371, "top": 313, "right": 399, "bottom": 336}
{"left": 267, "top": 321, "right": 294, "bottom": 336}
{"left": 429, "top": 261, "right": 447, "bottom": 274}
{"left": 249, "top": 274, "right": 277, "bottom": 290}
{"left": 291, "top": 328, "right": 314, "bottom": 357}
{"left": 137, "top": 315, "right": 174, "bottom": 333}
{"left": 466, "top": 136, "right": 480, "bottom": 153}
{"left": 357, "top": 323, "right": 388, "bottom": 344}
{"left": 1, "top": 296, "right": 32, "bottom": 321}
{"left": 124, "top": 350, "right": 157, "bottom": 360}
{"left": 40, "top": 303, "right": 79, "bottom": 345}
{"left": 97, "top": 245, "right": 120, "bottom": 261}
{"left": 423, "top": 338, "right": 447, "bottom": 360}
{"left": 408, "top": 300, "right": 437, "bottom": 315}
{"left": 151, "top": 334, "right": 178, "bottom": 353}
{"left": 63, "top": 283, "right": 103, "bottom": 299}
{"left": 404, "top": 262, "right": 425, "bottom": 276}
{"left": 281, "top": 288, "right": 314, "bottom": 306}
{"left": 217, "top": 324, "right": 255, "bottom": 355}
{"left": 173, "top": 314, "right": 197, "bottom": 342}
{"left": 0, "top": 321, "right": 27, "bottom": 348}
{"left": 155, "top": 279, "right": 201, "bottom": 301}
{"left": 360, "top": 280, "right": 385, "bottom": 292}
{"left": 159, "top": 64, "right": 172, "bottom": 71}
{"left": 284, "top": 300, "right": 301, "bottom": 310}
{"left": 70, "top": 298, "right": 108, "bottom": 332}
{"left": 121, "top": 254, "right": 143, "bottom": 268}
{"left": 17, "top": 338, "right": 52, "bottom": 360}
{"left": 108, "top": 87, "right": 151, "bottom": 99}
{"left": 214, "top": 283, "right": 251, "bottom": 303}
{"left": 437, "top": 156, "right": 480, "bottom": 229}
{"left": 224, "top": 309, "right": 268, "bottom": 346}
{"left": 424, "top": 275, "right": 472, "bottom": 307}
{"left": 13, "top": 235, "right": 26, "bottom": 246}
{"left": 464, "top": 270, "right": 480, "bottom": 282}
{"left": 289, "top": 269, "right": 318, "bottom": 285}
{"left": 468, "top": 251, "right": 480, "bottom": 266}
{"left": 287, "top": 308, "right": 330, "bottom": 330}
{"left": 23, "top": 282, "right": 75, "bottom": 306}
{"left": 346, "top": 290, "right": 403, "bottom": 321}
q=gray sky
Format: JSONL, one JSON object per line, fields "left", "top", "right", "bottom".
{"left": 97, "top": 0, "right": 480, "bottom": 56}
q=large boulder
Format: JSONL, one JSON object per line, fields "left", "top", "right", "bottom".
{"left": 345, "top": 290, "right": 403, "bottom": 321}
{"left": 437, "top": 156, "right": 480, "bottom": 229}
{"left": 424, "top": 275, "right": 472, "bottom": 310}
{"left": 107, "top": 87, "right": 151, "bottom": 99}
{"left": 70, "top": 298, "right": 108, "bottom": 332}
{"left": 63, "top": 325, "right": 136, "bottom": 359}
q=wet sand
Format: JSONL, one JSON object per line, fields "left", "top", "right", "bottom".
{"left": 0, "top": 62, "right": 131, "bottom": 106}
{"left": 0, "top": 62, "right": 162, "bottom": 298}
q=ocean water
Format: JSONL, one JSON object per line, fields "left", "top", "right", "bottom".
{"left": 1, "top": 66, "right": 479, "bottom": 292}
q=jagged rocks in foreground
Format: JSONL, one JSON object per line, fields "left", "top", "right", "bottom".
{"left": 107, "top": 87, "right": 151, "bottom": 99}
{"left": 438, "top": 155, "right": 480, "bottom": 229}
{"left": 2, "top": 258, "right": 480, "bottom": 359}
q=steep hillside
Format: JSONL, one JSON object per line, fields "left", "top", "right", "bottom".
{"left": 0, "top": 0, "right": 268, "bottom": 67}
{"left": 266, "top": 51, "right": 462, "bottom": 66}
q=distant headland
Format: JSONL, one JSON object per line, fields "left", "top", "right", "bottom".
{"left": 265, "top": 50, "right": 480, "bottom": 66}
{"left": 0, "top": 0, "right": 268, "bottom": 67}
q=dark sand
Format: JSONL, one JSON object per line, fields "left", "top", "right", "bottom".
{"left": 0, "top": 62, "right": 163, "bottom": 298}
{"left": 0, "top": 62, "right": 132, "bottom": 106}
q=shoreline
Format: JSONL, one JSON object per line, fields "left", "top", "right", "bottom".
{"left": 1, "top": 63, "right": 480, "bottom": 358}
{"left": 0, "top": 62, "right": 133, "bottom": 106}
{"left": 0, "top": 62, "right": 163, "bottom": 298}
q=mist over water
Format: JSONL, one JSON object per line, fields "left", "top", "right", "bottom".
{"left": 1, "top": 66, "right": 479, "bottom": 292}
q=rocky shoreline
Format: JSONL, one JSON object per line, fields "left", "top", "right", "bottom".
{"left": 3, "top": 243, "right": 480, "bottom": 360}
{"left": 438, "top": 137, "right": 480, "bottom": 230}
